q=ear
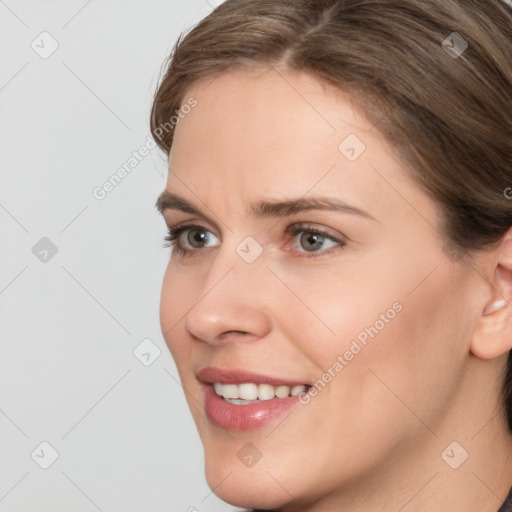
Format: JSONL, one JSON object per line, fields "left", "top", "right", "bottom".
{"left": 471, "top": 231, "right": 512, "bottom": 360}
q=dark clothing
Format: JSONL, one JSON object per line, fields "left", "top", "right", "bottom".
{"left": 499, "top": 487, "right": 512, "bottom": 512}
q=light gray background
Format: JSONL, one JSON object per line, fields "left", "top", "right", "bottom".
{"left": 0, "top": 1, "right": 239, "bottom": 510}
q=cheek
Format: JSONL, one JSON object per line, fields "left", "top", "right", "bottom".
{"left": 270, "top": 256, "right": 404, "bottom": 370}
{"left": 327, "top": 266, "right": 468, "bottom": 433}
{"left": 280, "top": 248, "right": 470, "bottom": 424}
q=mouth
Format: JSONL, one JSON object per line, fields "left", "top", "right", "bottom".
{"left": 197, "top": 367, "right": 312, "bottom": 431}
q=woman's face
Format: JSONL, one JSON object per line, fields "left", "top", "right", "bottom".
{"left": 158, "top": 67, "right": 484, "bottom": 509}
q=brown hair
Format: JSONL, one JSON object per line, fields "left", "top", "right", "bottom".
{"left": 150, "top": 0, "right": 512, "bottom": 430}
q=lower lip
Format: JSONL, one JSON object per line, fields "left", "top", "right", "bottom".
{"left": 203, "top": 385, "right": 302, "bottom": 431}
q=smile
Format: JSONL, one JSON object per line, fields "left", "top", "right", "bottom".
{"left": 197, "top": 367, "right": 312, "bottom": 431}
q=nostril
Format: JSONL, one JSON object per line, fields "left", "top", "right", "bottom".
{"left": 217, "top": 330, "right": 253, "bottom": 342}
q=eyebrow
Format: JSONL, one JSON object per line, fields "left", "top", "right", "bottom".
{"left": 155, "top": 191, "right": 376, "bottom": 222}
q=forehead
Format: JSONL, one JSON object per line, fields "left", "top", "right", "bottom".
{"left": 173, "top": 65, "right": 364, "bottom": 153}
{"left": 169, "top": 68, "right": 371, "bottom": 184}
{"left": 164, "top": 67, "right": 435, "bottom": 228}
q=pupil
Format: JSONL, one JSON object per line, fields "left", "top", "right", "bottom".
{"left": 302, "top": 232, "right": 323, "bottom": 251}
{"left": 189, "top": 229, "right": 206, "bottom": 247}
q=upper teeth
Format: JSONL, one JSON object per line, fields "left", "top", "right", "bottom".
{"left": 213, "top": 382, "right": 306, "bottom": 401}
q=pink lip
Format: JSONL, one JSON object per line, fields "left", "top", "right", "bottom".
{"left": 202, "top": 384, "right": 302, "bottom": 431}
{"left": 196, "top": 366, "right": 308, "bottom": 387}
{"left": 197, "top": 366, "right": 308, "bottom": 431}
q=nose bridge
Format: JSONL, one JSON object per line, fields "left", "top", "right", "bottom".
{"left": 183, "top": 239, "right": 272, "bottom": 344}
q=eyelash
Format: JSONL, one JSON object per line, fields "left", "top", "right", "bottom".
{"left": 162, "top": 222, "right": 346, "bottom": 258}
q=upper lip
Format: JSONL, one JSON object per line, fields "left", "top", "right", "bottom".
{"left": 197, "top": 366, "right": 309, "bottom": 387}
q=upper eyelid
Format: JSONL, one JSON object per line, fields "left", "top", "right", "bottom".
{"left": 168, "top": 222, "right": 345, "bottom": 245}
{"left": 285, "top": 223, "right": 345, "bottom": 241}
{"left": 168, "top": 221, "right": 341, "bottom": 234}
{"left": 168, "top": 221, "right": 221, "bottom": 238}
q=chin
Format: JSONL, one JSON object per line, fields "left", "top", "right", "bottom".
{"left": 204, "top": 456, "right": 293, "bottom": 509}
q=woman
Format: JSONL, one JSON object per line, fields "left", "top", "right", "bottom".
{"left": 151, "top": 0, "right": 512, "bottom": 510}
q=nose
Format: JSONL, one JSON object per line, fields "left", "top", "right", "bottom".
{"left": 183, "top": 251, "right": 273, "bottom": 346}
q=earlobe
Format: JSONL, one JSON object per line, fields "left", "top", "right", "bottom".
{"left": 470, "top": 233, "right": 512, "bottom": 360}
{"left": 482, "top": 298, "right": 507, "bottom": 316}
{"left": 471, "top": 292, "right": 512, "bottom": 360}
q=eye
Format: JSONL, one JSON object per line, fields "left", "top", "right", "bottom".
{"left": 163, "top": 223, "right": 220, "bottom": 256}
{"left": 286, "top": 223, "right": 345, "bottom": 256}
{"left": 162, "top": 222, "right": 345, "bottom": 258}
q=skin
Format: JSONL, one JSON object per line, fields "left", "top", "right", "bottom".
{"left": 157, "top": 66, "right": 512, "bottom": 511}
